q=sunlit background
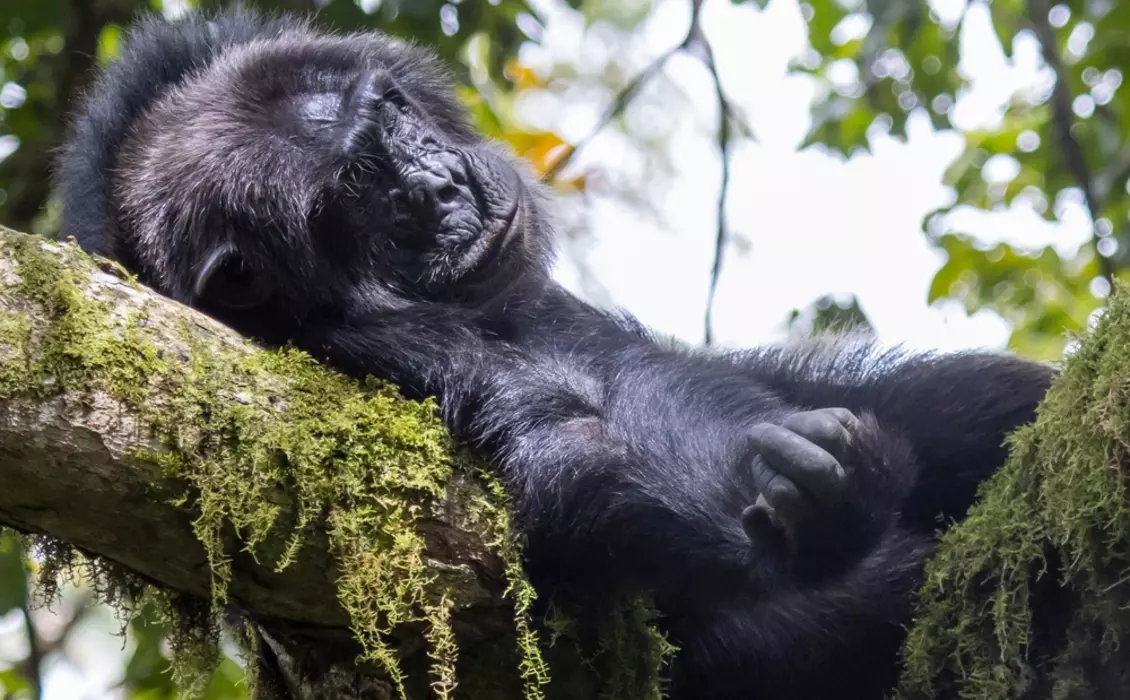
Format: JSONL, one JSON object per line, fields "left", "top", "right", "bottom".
{"left": 0, "top": 0, "right": 1124, "bottom": 695}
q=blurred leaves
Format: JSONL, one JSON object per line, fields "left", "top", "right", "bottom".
{"left": 787, "top": 293, "right": 875, "bottom": 338}
{"left": 795, "top": 0, "right": 1130, "bottom": 359}
{"left": 120, "top": 606, "right": 246, "bottom": 700}
{"left": 929, "top": 232, "right": 1099, "bottom": 358}
{"left": 0, "top": 532, "right": 28, "bottom": 618}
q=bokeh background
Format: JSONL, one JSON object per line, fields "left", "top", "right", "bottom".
{"left": 0, "top": 0, "right": 1126, "bottom": 696}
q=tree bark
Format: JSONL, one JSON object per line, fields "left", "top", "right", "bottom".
{"left": 0, "top": 228, "right": 562, "bottom": 698}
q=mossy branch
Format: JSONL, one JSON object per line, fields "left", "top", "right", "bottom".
{"left": 17, "top": 223, "right": 1130, "bottom": 698}
{"left": 0, "top": 227, "right": 672, "bottom": 699}
{"left": 0, "top": 226, "right": 535, "bottom": 695}
{"left": 897, "top": 283, "right": 1130, "bottom": 699}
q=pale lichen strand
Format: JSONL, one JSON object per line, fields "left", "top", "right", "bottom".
{"left": 591, "top": 599, "right": 677, "bottom": 700}
{"left": 464, "top": 465, "right": 552, "bottom": 700}
{"left": 0, "top": 232, "right": 672, "bottom": 699}
{"left": 898, "top": 283, "right": 1130, "bottom": 700}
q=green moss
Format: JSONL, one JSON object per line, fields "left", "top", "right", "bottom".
{"left": 898, "top": 283, "right": 1130, "bottom": 699}
{"left": 464, "top": 464, "right": 552, "bottom": 699}
{"left": 0, "top": 232, "right": 678, "bottom": 698}
{"left": 0, "top": 310, "right": 34, "bottom": 395}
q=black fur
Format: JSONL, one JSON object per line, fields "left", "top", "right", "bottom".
{"left": 55, "top": 10, "right": 1056, "bottom": 699}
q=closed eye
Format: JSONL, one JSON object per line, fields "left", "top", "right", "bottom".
{"left": 382, "top": 86, "right": 408, "bottom": 110}
{"left": 194, "top": 245, "right": 272, "bottom": 311}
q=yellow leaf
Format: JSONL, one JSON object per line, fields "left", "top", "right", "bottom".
{"left": 554, "top": 175, "right": 587, "bottom": 192}
{"left": 504, "top": 57, "right": 544, "bottom": 91}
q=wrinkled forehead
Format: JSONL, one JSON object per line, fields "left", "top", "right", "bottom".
{"left": 198, "top": 30, "right": 475, "bottom": 140}
{"left": 119, "top": 28, "right": 476, "bottom": 218}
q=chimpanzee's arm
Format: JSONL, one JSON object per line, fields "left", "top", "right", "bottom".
{"left": 666, "top": 527, "right": 935, "bottom": 700}
{"left": 731, "top": 337, "right": 1056, "bottom": 531}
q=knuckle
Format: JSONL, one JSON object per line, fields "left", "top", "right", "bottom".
{"left": 747, "top": 422, "right": 782, "bottom": 446}
{"left": 813, "top": 452, "right": 841, "bottom": 473}
{"left": 781, "top": 412, "right": 815, "bottom": 433}
{"left": 763, "top": 474, "right": 796, "bottom": 502}
{"left": 825, "top": 407, "right": 857, "bottom": 424}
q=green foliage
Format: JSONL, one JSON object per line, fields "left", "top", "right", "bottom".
{"left": 796, "top": 0, "right": 1130, "bottom": 358}
{"left": 929, "top": 234, "right": 1098, "bottom": 358}
{"left": 0, "top": 531, "right": 28, "bottom": 617}
{"left": 898, "top": 282, "right": 1130, "bottom": 698}
{"left": 787, "top": 293, "right": 874, "bottom": 337}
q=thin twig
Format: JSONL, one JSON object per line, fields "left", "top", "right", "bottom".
{"left": 540, "top": 1, "right": 704, "bottom": 183}
{"left": 688, "top": 5, "right": 732, "bottom": 346}
{"left": 539, "top": 0, "right": 737, "bottom": 346}
{"left": 1026, "top": 0, "right": 1115, "bottom": 284}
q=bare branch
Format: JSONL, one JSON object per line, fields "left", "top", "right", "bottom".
{"left": 540, "top": 0, "right": 707, "bottom": 183}
{"left": 685, "top": 2, "right": 732, "bottom": 347}
{"left": 1025, "top": 0, "right": 1115, "bottom": 284}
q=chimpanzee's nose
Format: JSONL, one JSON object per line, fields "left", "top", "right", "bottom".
{"left": 406, "top": 149, "right": 476, "bottom": 220}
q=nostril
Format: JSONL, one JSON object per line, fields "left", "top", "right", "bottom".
{"left": 437, "top": 184, "right": 460, "bottom": 204}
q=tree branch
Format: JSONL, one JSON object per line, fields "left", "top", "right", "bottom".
{"left": 1025, "top": 0, "right": 1116, "bottom": 284}
{"left": 0, "top": 227, "right": 670, "bottom": 698}
{"left": 540, "top": 0, "right": 706, "bottom": 183}
{"left": 0, "top": 228, "right": 515, "bottom": 696}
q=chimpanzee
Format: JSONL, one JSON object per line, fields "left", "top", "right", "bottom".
{"left": 55, "top": 9, "right": 1056, "bottom": 698}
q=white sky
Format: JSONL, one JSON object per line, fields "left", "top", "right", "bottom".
{"left": 532, "top": 0, "right": 1093, "bottom": 351}
{"left": 22, "top": 0, "right": 1100, "bottom": 697}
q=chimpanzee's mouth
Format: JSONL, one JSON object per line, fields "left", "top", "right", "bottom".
{"left": 442, "top": 165, "right": 523, "bottom": 283}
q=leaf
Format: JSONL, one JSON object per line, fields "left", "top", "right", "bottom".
{"left": 0, "top": 0, "right": 69, "bottom": 37}
{"left": 504, "top": 57, "right": 545, "bottom": 91}
{"left": 0, "top": 668, "right": 33, "bottom": 697}
{"left": 929, "top": 234, "right": 1102, "bottom": 360}
{"left": 0, "top": 531, "right": 27, "bottom": 617}
{"left": 499, "top": 130, "right": 579, "bottom": 181}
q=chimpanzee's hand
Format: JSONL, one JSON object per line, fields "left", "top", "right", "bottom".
{"left": 739, "top": 406, "right": 914, "bottom": 580}
{"left": 740, "top": 407, "right": 861, "bottom": 542}
{"left": 739, "top": 405, "right": 922, "bottom": 580}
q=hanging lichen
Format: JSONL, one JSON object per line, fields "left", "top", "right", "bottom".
{"left": 898, "top": 283, "right": 1130, "bottom": 699}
